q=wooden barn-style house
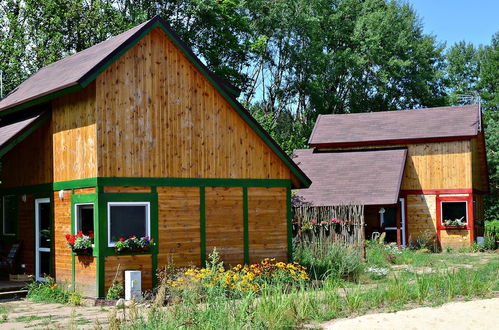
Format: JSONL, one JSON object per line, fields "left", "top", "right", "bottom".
{"left": 294, "top": 105, "right": 489, "bottom": 250}
{"left": 0, "top": 16, "right": 311, "bottom": 297}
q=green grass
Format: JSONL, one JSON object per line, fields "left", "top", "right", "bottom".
{"left": 120, "top": 255, "right": 499, "bottom": 329}
{"left": 0, "top": 305, "right": 11, "bottom": 324}
{"left": 14, "top": 314, "right": 53, "bottom": 323}
{"left": 294, "top": 240, "right": 363, "bottom": 280}
{"left": 25, "top": 278, "right": 82, "bottom": 305}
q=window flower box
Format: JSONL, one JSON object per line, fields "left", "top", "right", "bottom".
{"left": 114, "top": 235, "right": 155, "bottom": 254}
{"left": 442, "top": 218, "right": 467, "bottom": 229}
{"left": 66, "top": 231, "right": 94, "bottom": 255}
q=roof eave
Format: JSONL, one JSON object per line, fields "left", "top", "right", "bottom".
{"left": 309, "top": 135, "right": 477, "bottom": 149}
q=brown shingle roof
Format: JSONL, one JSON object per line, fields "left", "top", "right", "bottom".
{"left": 293, "top": 148, "right": 407, "bottom": 206}
{"left": 0, "top": 20, "right": 150, "bottom": 113}
{"left": 0, "top": 113, "right": 44, "bottom": 156}
{"left": 309, "top": 105, "right": 480, "bottom": 147}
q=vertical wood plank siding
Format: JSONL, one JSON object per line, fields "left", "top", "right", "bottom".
{"left": 18, "top": 194, "right": 35, "bottom": 274}
{"left": 406, "top": 194, "right": 437, "bottom": 243}
{"left": 328, "top": 141, "right": 473, "bottom": 190}
{"left": 1, "top": 120, "right": 53, "bottom": 187}
{"left": 53, "top": 190, "right": 72, "bottom": 284}
{"left": 248, "top": 187, "right": 288, "bottom": 263}
{"left": 205, "top": 187, "right": 244, "bottom": 266}
{"left": 471, "top": 134, "right": 489, "bottom": 192}
{"left": 95, "top": 28, "right": 292, "bottom": 181}
{"left": 75, "top": 256, "right": 97, "bottom": 297}
{"left": 52, "top": 82, "right": 97, "bottom": 182}
{"left": 104, "top": 255, "right": 153, "bottom": 292}
{"left": 157, "top": 186, "right": 200, "bottom": 267}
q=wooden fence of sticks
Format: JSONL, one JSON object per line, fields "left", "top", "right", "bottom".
{"left": 292, "top": 204, "right": 366, "bottom": 258}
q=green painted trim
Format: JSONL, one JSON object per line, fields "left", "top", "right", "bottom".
{"left": 199, "top": 186, "right": 206, "bottom": 268}
{"left": 71, "top": 193, "right": 98, "bottom": 294}
{"left": 96, "top": 189, "right": 106, "bottom": 298}
{"left": 286, "top": 187, "right": 293, "bottom": 262}
{"left": 0, "top": 183, "right": 52, "bottom": 195}
{"left": 0, "top": 114, "right": 51, "bottom": 158}
{"left": 243, "top": 187, "right": 249, "bottom": 265}
{"left": 53, "top": 178, "right": 98, "bottom": 191}
{"left": 70, "top": 196, "right": 75, "bottom": 290}
{"left": 151, "top": 189, "right": 159, "bottom": 288}
{"left": 99, "top": 192, "right": 158, "bottom": 257}
{"left": 0, "top": 85, "right": 81, "bottom": 117}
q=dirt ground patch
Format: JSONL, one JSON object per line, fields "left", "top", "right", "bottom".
{"left": 0, "top": 299, "right": 110, "bottom": 329}
{"left": 321, "top": 297, "right": 499, "bottom": 330}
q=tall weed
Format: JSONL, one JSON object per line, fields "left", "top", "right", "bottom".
{"left": 294, "top": 240, "right": 363, "bottom": 280}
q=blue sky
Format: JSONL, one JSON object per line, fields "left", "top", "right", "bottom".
{"left": 407, "top": 0, "right": 499, "bottom": 47}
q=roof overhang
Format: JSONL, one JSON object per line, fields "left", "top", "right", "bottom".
{"left": 309, "top": 135, "right": 475, "bottom": 149}
{"left": 293, "top": 148, "right": 407, "bottom": 206}
{"left": 0, "top": 112, "right": 49, "bottom": 158}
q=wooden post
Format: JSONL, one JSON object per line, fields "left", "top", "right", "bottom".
{"left": 396, "top": 202, "right": 402, "bottom": 248}
{"left": 360, "top": 214, "right": 366, "bottom": 260}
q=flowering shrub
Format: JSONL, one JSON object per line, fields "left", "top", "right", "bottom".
{"left": 114, "top": 235, "right": 155, "bottom": 253}
{"left": 65, "top": 231, "right": 93, "bottom": 253}
{"left": 26, "top": 275, "right": 82, "bottom": 305}
{"left": 169, "top": 255, "right": 309, "bottom": 295}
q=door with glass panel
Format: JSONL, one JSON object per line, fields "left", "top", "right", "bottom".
{"left": 35, "top": 198, "right": 51, "bottom": 281}
{"left": 380, "top": 198, "right": 406, "bottom": 247}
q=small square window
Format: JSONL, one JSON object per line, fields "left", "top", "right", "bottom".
{"left": 108, "top": 202, "right": 150, "bottom": 246}
{"left": 3, "top": 195, "right": 17, "bottom": 236}
{"left": 441, "top": 201, "right": 467, "bottom": 226}
{"left": 75, "top": 204, "right": 94, "bottom": 236}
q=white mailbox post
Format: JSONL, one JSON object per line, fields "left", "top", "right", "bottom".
{"left": 125, "top": 270, "right": 142, "bottom": 300}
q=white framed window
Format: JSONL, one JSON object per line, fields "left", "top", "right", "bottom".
{"left": 3, "top": 195, "right": 17, "bottom": 236}
{"left": 74, "top": 203, "right": 94, "bottom": 235}
{"left": 441, "top": 201, "right": 468, "bottom": 225}
{"left": 107, "top": 202, "right": 150, "bottom": 246}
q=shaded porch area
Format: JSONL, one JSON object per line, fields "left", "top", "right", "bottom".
{"left": 293, "top": 147, "right": 408, "bottom": 246}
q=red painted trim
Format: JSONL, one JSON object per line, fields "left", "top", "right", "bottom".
{"left": 309, "top": 135, "right": 474, "bottom": 149}
{"left": 403, "top": 197, "right": 409, "bottom": 246}
{"left": 469, "top": 192, "right": 475, "bottom": 244}
{"left": 436, "top": 196, "right": 442, "bottom": 244}
{"left": 396, "top": 201, "right": 402, "bottom": 247}
{"left": 401, "top": 189, "right": 472, "bottom": 195}
{"left": 436, "top": 195, "right": 473, "bottom": 246}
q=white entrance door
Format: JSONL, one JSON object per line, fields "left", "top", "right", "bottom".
{"left": 35, "top": 198, "right": 51, "bottom": 281}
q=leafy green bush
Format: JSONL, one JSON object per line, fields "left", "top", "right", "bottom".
{"left": 25, "top": 276, "right": 81, "bottom": 305}
{"left": 294, "top": 240, "right": 363, "bottom": 280}
{"left": 484, "top": 220, "right": 499, "bottom": 250}
{"left": 408, "top": 230, "right": 438, "bottom": 251}
{"left": 106, "top": 280, "right": 124, "bottom": 300}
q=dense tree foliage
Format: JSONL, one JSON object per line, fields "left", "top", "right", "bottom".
{"left": 445, "top": 33, "right": 499, "bottom": 221}
{"left": 0, "top": 0, "right": 497, "bottom": 219}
